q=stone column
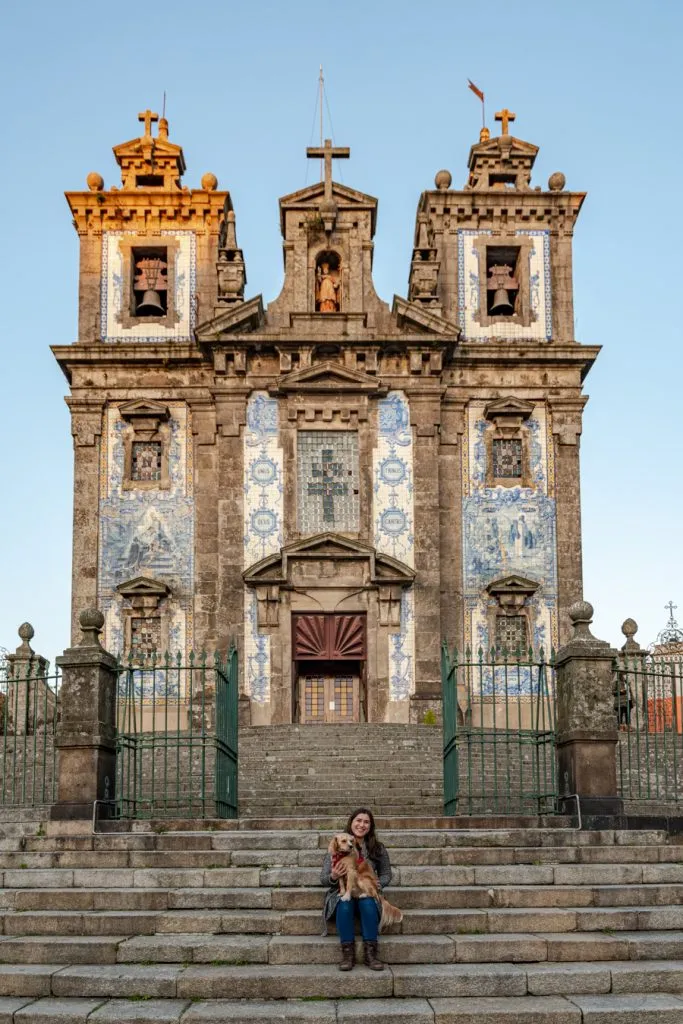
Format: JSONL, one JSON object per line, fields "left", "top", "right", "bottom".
{"left": 5, "top": 623, "right": 49, "bottom": 735}
{"left": 555, "top": 601, "right": 623, "bottom": 823}
{"left": 51, "top": 609, "right": 118, "bottom": 821}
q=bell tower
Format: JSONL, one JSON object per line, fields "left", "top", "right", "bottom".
{"left": 408, "top": 111, "right": 598, "bottom": 651}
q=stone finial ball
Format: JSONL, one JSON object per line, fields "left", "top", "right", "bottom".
{"left": 569, "top": 600, "right": 594, "bottom": 623}
{"left": 621, "top": 617, "right": 638, "bottom": 638}
{"left": 201, "top": 172, "right": 218, "bottom": 191}
{"left": 18, "top": 622, "right": 35, "bottom": 642}
{"left": 434, "top": 169, "right": 452, "bottom": 191}
{"left": 548, "top": 171, "right": 566, "bottom": 192}
{"left": 80, "top": 608, "right": 105, "bottom": 631}
{"left": 86, "top": 172, "right": 104, "bottom": 192}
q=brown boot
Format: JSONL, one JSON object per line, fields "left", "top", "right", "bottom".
{"left": 338, "top": 941, "right": 355, "bottom": 971}
{"left": 363, "top": 940, "right": 385, "bottom": 971}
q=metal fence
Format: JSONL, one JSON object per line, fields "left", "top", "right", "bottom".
{"left": 614, "top": 652, "right": 683, "bottom": 807}
{"left": 115, "top": 646, "right": 238, "bottom": 819}
{"left": 0, "top": 661, "right": 60, "bottom": 807}
{"left": 442, "top": 643, "right": 557, "bottom": 816}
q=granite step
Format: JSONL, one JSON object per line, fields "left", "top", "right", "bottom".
{"left": 3, "top": 903, "right": 683, "bottom": 938}
{"left": 1, "top": 960, "right": 681, "bottom": 1001}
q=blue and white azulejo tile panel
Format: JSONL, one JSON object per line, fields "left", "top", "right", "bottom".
{"left": 243, "top": 392, "right": 283, "bottom": 703}
{"left": 98, "top": 403, "right": 194, "bottom": 668}
{"left": 457, "top": 229, "right": 552, "bottom": 342}
{"left": 373, "top": 392, "right": 415, "bottom": 700}
{"left": 462, "top": 401, "right": 558, "bottom": 674}
{"left": 100, "top": 230, "right": 196, "bottom": 343}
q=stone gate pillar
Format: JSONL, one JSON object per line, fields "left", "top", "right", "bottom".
{"left": 51, "top": 609, "right": 117, "bottom": 821}
{"left": 555, "top": 600, "right": 623, "bottom": 824}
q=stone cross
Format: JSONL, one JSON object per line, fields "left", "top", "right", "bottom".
{"left": 308, "top": 448, "right": 348, "bottom": 523}
{"left": 138, "top": 109, "right": 159, "bottom": 137}
{"left": 306, "top": 138, "right": 350, "bottom": 200}
{"left": 666, "top": 600, "right": 678, "bottom": 623}
{"left": 495, "top": 108, "right": 516, "bottom": 135}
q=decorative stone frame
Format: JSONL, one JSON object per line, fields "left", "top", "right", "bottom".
{"left": 485, "top": 575, "right": 539, "bottom": 653}
{"left": 119, "top": 400, "right": 171, "bottom": 491}
{"left": 484, "top": 398, "right": 534, "bottom": 489}
{"left": 472, "top": 233, "right": 537, "bottom": 330}
{"left": 115, "top": 236, "right": 181, "bottom": 331}
{"left": 116, "top": 576, "right": 172, "bottom": 658}
{"left": 311, "top": 246, "right": 346, "bottom": 313}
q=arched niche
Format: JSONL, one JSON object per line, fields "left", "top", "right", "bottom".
{"left": 315, "top": 250, "right": 342, "bottom": 312}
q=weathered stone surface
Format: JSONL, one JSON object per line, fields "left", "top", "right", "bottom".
{"left": 181, "top": 1000, "right": 337, "bottom": 1023}
{"left": 14, "top": 998, "right": 106, "bottom": 1024}
{"left": 336, "top": 998, "right": 434, "bottom": 1023}
{"left": 52, "top": 966, "right": 181, "bottom": 999}
{"left": 89, "top": 999, "right": 190, "bottom": 1023}
{"left": 0, "top": 998, "right": 36, "bottom": 1024}
{"left": 430, "top": 995, "right": 581, "bottom": 1022}
{"left": 525, "top": 963, "right": 611, "bottom": 995}
{"left": 609, "top": 961, "right": 683, "bottom": 993}
{"left": 175, "top": 964, "right": 393, "bottom": 1000}
{"left": 392, "top": 964, "right": 526, "bottom": 998}
{"left": 568, "top": 993, "right": 683, "bottom": 1021}
{"left": 0, "top": 967, "right": 60, "bottom": 998}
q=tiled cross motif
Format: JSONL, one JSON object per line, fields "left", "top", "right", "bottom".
{"left": 307, "top": 448, "right": 348, "bottom": 523}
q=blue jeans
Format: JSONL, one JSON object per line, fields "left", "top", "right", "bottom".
{"left": 336, "top": 896, "right": 379, "bottom": 943}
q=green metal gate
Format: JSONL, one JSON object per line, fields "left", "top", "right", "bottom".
{"left": 115, "top": 646, "right": 238, "bottom": 819}
{"left": 442, "top": 643, "right": 557, "bottom": 816}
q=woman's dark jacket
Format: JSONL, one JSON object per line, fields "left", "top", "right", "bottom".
{"left": 320, "top": 841, "right": 392, "bottom": 935}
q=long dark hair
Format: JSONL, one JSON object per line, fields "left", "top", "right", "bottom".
{"left": 345, "top": 807, "right": 384, "bottom": 859}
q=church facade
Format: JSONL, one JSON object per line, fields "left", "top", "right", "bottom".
{"left": 53, "top": 109, "right": 598, "bottom": 726}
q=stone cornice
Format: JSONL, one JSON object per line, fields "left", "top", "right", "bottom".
{"left": 65, "top": 189, "right": 227, "bottom": 236}
{"left": 417, "top": 188, "right": 585, "bottom": 232}
{"left": 447, "top": 342, "right": 601, "bottom": 381}
{"left": 51, "top": 343, "right": 205, "bottom": 383}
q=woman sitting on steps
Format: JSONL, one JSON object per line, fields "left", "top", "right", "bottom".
{"left": 320, "top": 806, "right": 393, "bottom": 971}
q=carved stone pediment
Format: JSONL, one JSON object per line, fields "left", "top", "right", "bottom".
{"left": 486, "top": 574, "right": 539, "bottom": 610}
{"left": 119, "top": 400, "right": 170, "bottom": 423}
{"left": 117, "top": 575, "right": 171, "bottom": 611}
{"left": 279, "top": 181, "right": 378, "bottom": 235}
{"left": 268, "top": 360, "right": 388, "bottom": 396}
{"left": 484, "top": 397, "right": 534, "bottom": 436}
{"left": 244, "top": 533, "right": 414, "bottom": 628}
{"left": 196, "top": 295, "right": 264, "bottom": 340}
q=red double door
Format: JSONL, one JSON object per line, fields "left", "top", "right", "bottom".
{"left": 293, "top": 613, "right": 366, "bottom": 724}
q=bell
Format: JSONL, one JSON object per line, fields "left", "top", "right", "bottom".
{"left": 136, "top": 289, "right": 165, "bottom": 315}
{"left": 490, "top": 288, "right": 513, "bottom": 315}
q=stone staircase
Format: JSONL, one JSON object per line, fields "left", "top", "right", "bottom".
{"left": 0, "top": 818, "right": 681, "bottom": 1021}
{"left": 239, "top": 725, "right": 444, "bottom": 817}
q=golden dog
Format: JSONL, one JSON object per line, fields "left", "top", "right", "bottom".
{"left": 328, "top": 832, "right": 403, "bottom": 931}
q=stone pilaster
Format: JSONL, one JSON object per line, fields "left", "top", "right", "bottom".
{"left": 190, "top": 399, "right": 219, "bottom": 651}
{"left": 555, "top": 601, "right": 623, "bottom": 823}
{"left": 52, "top": 609, "right": 117, "bottom": 821}
{"left": 66, "top": 399, "right": 104, "bottom": 645}
{"left": 551, "top": 401, "right": 586, "bottom": 645}
{"left": 409, "top": 389, "right": 442, "bottom": 720}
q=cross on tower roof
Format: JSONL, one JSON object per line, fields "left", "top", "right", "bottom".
{"left": 306, "top": 138, "right": 350, "bottom": 201}
{"left": 138, "top": 109, "right": 159, "bottom": 138}
{"left": 666, "top": 600, "right": 678, "bottom": 624}
{"left": 495, "top": 108, "right": 516, "bottom": 135}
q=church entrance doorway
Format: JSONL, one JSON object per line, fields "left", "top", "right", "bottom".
{"left": 292, "top": 613, "right": 366, "bottom": 724}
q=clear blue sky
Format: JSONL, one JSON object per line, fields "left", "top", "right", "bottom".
{"left": 1, "top": 0, "right": 681, "bottom": 663}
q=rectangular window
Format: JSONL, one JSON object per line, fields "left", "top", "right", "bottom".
{"left": 130, "top": 617, "right": 161, "bottom": 659}
{"left": 297, "top": 431, "right": 360, "bottom": 533}
{"left": 492, "top": 438, "right": 523, "bottom": 479}
{"left": 131, "top": 247, "right": 168, "bottom": 317}
{"left": 131, "top": 441, "right": 163, "bottom": 482}
{"left": 495, "top": 615, "right": 527, "bottom": 654}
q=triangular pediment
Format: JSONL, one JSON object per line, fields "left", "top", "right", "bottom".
{"left": 243, "top": 533, "right": 415, "bottom": 586}
{"left": 116, "top": 575, "right": 172, "bottom": 599}
{"left": 279, "top": 181, "right": 377, "bottom": 234}
{"left": 114, "top": 135, "right": 185, "bottom": 165}
{"left": 392, "top": 296, "right": 460, "bottom": 338}
{"left": 196, "top": 296, "right": 264, "bottom": 340}
{"left": 486, "top": 574, "right": 539, "bottom": 597}
{"left": 484, "top": 397, "right": 534, "bottom": 421}
{"left": 472, "top": 136, "right": 539, "bottom": 160}
{"left": 269, "top": 360, "right": 388, "bottom": 396}
{"left": 119, "top": 399, "right": 170, "bottom": 421}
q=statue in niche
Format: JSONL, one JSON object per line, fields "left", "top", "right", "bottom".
{"left": 315, "top": 253, "right": 341, "bottom": 313}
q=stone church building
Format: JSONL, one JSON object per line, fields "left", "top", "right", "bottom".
{"left": 52, "top": 108, "right": 598, "bottom": 727}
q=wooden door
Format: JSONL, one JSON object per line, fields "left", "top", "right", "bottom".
{"left": 299, "top": 666, "right": 360, "bottom": 724}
